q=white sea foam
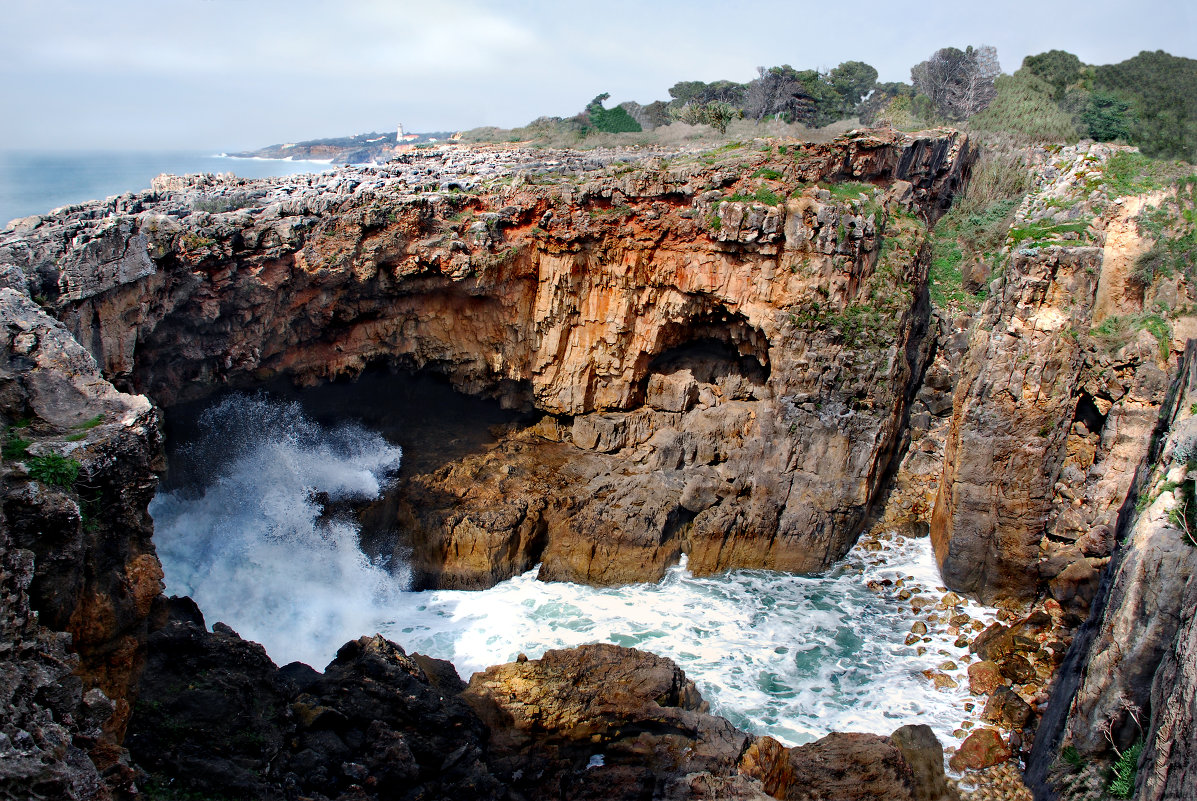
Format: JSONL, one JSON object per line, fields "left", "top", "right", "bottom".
{"left": 151, "top": 394, "right": 994, "bottom": 752}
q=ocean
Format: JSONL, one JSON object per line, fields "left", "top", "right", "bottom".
{"left": 0, "top": 150, "right": 337, "bottom": 226}
{"left": 150, "top": 389, "right": 996, "bottom": 751}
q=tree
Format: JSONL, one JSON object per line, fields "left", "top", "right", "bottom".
{"left": 1082, "top": 91, "right": 1133, "bottom": 141}
{"left": 1022, "top": 50, "right": 1083, "bottom": 101}
{"left": 743, "top": 65, "right": 844, "bottom": 126}
{"left": 911, "top": 45, "right": 1001, "bottom": 121}
{"left": 828, "top": 60, "right": 879, "bottom": 114}
{"left": 1093, "top": 50, "right": 1197, "bottom": 160}
{"left": 585, "top": 94, "right": 642, "bottom": 134}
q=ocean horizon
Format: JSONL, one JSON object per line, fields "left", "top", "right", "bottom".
{"left": 0, "top": 150, "right": 338, "bottom": 227}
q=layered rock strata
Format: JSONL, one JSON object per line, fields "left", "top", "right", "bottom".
{"left": 2, "top": 130, "right": 971, "bottom": 591}
{"left": 1031, "top": 343, "right": 1197, "bottom": 800}
{"left": 0, "top": 132, "right": 972, "bottom": 795}
{"left": 907, "top": 143, "right": 1185, "bottom": 606}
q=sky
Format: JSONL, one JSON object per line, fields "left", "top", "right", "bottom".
{"left": 2, "top": 0, "right": 1194, "bottom": 152}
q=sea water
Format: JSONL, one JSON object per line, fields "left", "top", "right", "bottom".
{"left": 0, "top": 151, "right": 335, "bottom": 226}
{"left": 150, "top": 393, "right": 993, "bottom": 749}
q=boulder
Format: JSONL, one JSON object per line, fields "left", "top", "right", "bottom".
{"left": 968, "top": 661, "right": 1005, "bottom": 696}
{"left": 949, "top": 728, "right": 1011, "bottom": 772}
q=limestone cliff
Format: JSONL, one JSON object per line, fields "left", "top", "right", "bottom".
{"left": 0, "top": 131, "right": 974, "bottom": 795}
{"left": 925, "top": 144, "right": 1182, "bottom": 606}
{"left": 1029, "top": 343, "right": 1197, "bottom": 801}
{"left": 2, "top": 130, "right": 971, "bottom": 592}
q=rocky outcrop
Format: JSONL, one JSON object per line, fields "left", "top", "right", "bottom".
{"left": 0, "top": 287, "right": 163, "bottom": 795}
{"left": 1, "top": 130, "right": 972, "bottom": 592}
{"left": 127, "top": 614, "right": 956, "bottom": 801}
{"left": 0, "top": 505, "right": 119, "bottom": 801}
{"left": 129, "top": 599, "right": 501, "bottom": 800}
{"left": 930, "top": 144, "right": 1180, "bottom": 604}
{"left": 1027, "top": 342, "right": 1197, "bottom": 801}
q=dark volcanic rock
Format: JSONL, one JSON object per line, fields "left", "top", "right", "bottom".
{"left": 127, "top": 600, "right": 501, "bottom": 801}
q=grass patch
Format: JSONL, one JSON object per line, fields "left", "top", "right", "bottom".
{"left": 751, "top": 167, "right": 784, "bottom": 180}
{"left": 724, "top": 187, "right": 782, "bottom": 206}
{"left": 73, "top": 414, "right": 105, "bottom": 430}
{"left": 27, "top": 454, "right": 80, "bottom": 488}
{"left": 1096, "top": 151, "right": 1191, "bottom": 199}
{"left": 1091, "top": 312, "right": 1172, "bottom": 360}
{"left": 3, "top": 432, "right": 31, "bottom": 460}
{"left": 1008, "top": 220, "right": 1090, "bottom": 246}
{"left": 823, "top": 181, "right": 874, "bottom": 202}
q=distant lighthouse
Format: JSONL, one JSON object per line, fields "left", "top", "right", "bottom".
{"left": 396, "top": 123, "right": 405, "bottom": 142}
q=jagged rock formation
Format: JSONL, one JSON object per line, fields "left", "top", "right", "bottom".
{"left": 0, "top": 131, "right": 976, "bottom": 797}
{"left": 2, "top": 130, "right": 971, "bottom": 592}
{"left": 128, "top": 609, "right": 955, "bottom": 801}
{"left": 923, "top": 144, "right": 1184, "bottom": 605}
{"left": 1030, "top": 343, "right": 1197, "bottom": 801}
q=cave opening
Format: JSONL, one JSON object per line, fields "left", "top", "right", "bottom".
{"left": 1072, "top": 390, "right": 1108, "bottom": 436}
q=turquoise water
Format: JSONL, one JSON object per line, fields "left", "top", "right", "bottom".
{"left": 0, "top": 150, "right": 336, "bottom": 225}
{"left": 151, "top": 393, "right": 995, "bottom": 749}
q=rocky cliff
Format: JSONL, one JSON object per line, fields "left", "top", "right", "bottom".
{"left": 2, "top": 131, "right": 971, "bottom": 592}
{"left": 0, "top": 130, "right": 974, "bottom": 797}
{"left": 4, "top": 128, "right": 1193, "bottom": 799}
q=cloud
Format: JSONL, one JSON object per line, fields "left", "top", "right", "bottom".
{"left": 1, "top": 0, "right": 1193, "bottom": 149}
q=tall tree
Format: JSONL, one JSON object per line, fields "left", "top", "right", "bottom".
{"left": 828, "top": 60, "right": 879, "bottom": 113}
{"left": 911, "top": 45, "right": 1001, "bottom": 121}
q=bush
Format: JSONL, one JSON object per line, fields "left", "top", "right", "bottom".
{"left": 585, "top": 94, "right": 643, "bottom": 134}
{"left": 27, "top": 453, "right": 80, "bottom": 488}
{"left": 3, "top": 432, "right": 31, "bottom": 460}
{"left": 967, "top": 71, "right": 1081, "bottom": 144}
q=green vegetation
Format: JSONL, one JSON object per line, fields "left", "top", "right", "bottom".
{"left": 723, "top": 187, "right": 782, "bottom": 206}
{"left": 3, "top": 432, "right": 31, "bottom": 460}
{"left": 823, "top": 181, "right": 873, "bottom": 202}
{"left": 1092, "top": 50, "right": 1197, "bottom": 161}
{"left": 585, "top": 94, "right": 642, "bottom": 134}
{"left": 1107, "top": 738, "right": 1145, "bottom": 798}
{"left": 1008, "top": 220, "right": 1089, "bottom": 245}
{"left": 926, "top": 149, "right": 1031, "bottom": 312}
{"left": 1097, "top": 151, "right": 1191, "bottom": 198}
{"left": 968, "top": 71, "right": 1081, "bottom": 144}
{"left": 751, "top": 167, "right": 784, "bottom": 180}
{"left": 27, "top": 453, "right": 81, "bottom": 488}
{"left": 73, "top": 414, "right": 105, "bottom": 430}
{"left": 1091, "top": 312, "right": 1172, "bottom": 361}
{"left": 1134, "top": 175, "right": 1197, "bottom": 286}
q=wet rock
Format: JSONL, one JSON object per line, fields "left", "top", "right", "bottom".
{"left": 741, "top": 729, "right": 954, "bottom": 801}
{"left": 462, "top": 643, "right": 748, "bottom": 798}
{"left": 968, "top": 662, "right": 1004, "bottom": 695}
{"left": 949, "top": 728, "right": 1011, "bottom": 772}
{"left": 982, "top": 686, "right": 1033, "bottom": 730}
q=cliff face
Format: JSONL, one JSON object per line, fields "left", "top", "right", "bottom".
{"left": 927, "top": 144, "right": 1182, "bottom": 606}
{"left": 2, "top": 130, "right": 971, "bottom": 591}
{"left": 0, "top": 131, "right": 975, "bottom": 794}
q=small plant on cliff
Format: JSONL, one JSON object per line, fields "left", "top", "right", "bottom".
{"left": 27, "top": 453, "right": 80, "bottom": 488}
{"left": 1107, "top": 738, "right": 1145, "bottom": 799}
{"left": 3, "top": 432, "right": 31, "bottom": 460}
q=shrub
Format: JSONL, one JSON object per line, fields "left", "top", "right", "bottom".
{"left": 27, "top": 454, "right": 80, "bottom": 488}
{"left": 967, "top": 71, "right": 1081, "bottom": 144}
{"left": 1107, "top": 738, "right": 1145, "bottom": 798}
{"left": 3, "top": 433, "right": 31, "bottom": 460}
{"left": 586, "top": 94, "right": 643, "bottom": 134}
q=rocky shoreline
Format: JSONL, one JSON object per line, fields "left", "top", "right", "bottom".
{"left": 2, "top": 131, "right": 1196, "bottom": 800}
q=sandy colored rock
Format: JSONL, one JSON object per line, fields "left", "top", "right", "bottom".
{"left": 968, "top": 661, "right": 1005, "bottom": 695}
{"left": 949, "top": 728, "right": 1011, "bottom": 772}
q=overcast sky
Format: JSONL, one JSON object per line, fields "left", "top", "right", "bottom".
{"left": 2, "top": 0, "right": 1193, "bottom": 151}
